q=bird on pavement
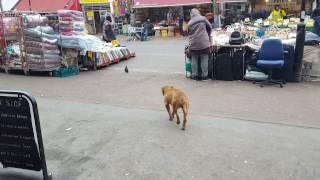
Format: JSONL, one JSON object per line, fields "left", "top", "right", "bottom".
{"left": 124, "top": 66, "right": 129, "bottom": 73}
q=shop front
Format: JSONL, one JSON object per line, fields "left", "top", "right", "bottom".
{"left": 132, "top": 0, "right": 213, "bottom": 38}
{"left": 252, "top": 0, "right": 315, "bottom": 17}
{"left": 216, "top": 0, "right": 249, "bottom": 26}
{"left": 80, "top": 0, "right": 112, "bottom": 34}
{"left": 133, "top": 0, "right": 213, "bottom": 22}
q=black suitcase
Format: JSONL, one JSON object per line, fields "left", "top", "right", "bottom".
{"left": 214, "top": 53, "right": 233, "bottom": 81}
{"left": 232, "top": 50, "right": 244, "bottom": 80}
{"left": 208, "top": 53, "right": 214, "bottom": 79}
{"left": 273, "top": 44, "right": 295, "bottom": 82}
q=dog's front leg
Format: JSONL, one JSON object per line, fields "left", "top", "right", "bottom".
{"left": 165, "top": 104, "right": 173, "bottom": 121}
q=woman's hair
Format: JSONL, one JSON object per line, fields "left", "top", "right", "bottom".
{"left": 190, "top": 8, "right": 201, "bottom": 18}
{"left": 312, "top": 8, "right": 320, "bottom": 18}
{"left": 274, "top": 5, "right": 280, "bottom": 9}
{"left": 106, "top": 16, "right": 112, "bottom": 22}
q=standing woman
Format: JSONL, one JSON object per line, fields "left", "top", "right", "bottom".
{"left": 188, "top": 9, "right": 212, "bottom": 80}
{"left": 103, "top": 16, "right": 116, "bottom": 43}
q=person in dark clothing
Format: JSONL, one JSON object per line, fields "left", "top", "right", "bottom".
{"left": 312, "top": 8, "right": 320, "bottom": 36}
{"left": 178, "top": 16, "right": 184, "bottom": 35}
{"left": 100, "top": 15, "right": 106, "bottom": 31}
{"left": 206, "top": 13, "right": 215, "bottom": 27}
{"left": 103, "top": 16, "right": 116, "bottom": 42}
{"left": 142, "top": 19, "right": 153, "bottom": 41}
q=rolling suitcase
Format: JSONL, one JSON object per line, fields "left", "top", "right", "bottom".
{"left": 214, "top": 53, "right": 233, "bottom": 81}
{"left": 232, "top": 50, "right": 244, "bottom": 80}
{"left": 208, "top": 53, "right": 214, "bottom": 79}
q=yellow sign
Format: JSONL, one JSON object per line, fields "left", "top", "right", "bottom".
{"left": 86, "top": 11, "right": 94, "bottom": 17}
{"left": 80, "top": 0, "right": 111, "bottom": 4}
{"left": 88, "top": 51, "right": 93, "bottom": 59}
{"left": 111, "top": 40, "right": 119, "bottom": 47}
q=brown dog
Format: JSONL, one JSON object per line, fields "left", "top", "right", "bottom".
{"left": 162, "top": 86, "right": 189, "bottom": 130}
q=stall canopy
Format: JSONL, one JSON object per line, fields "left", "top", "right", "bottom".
{"left": 133, "top": 0, "right": 213, "bottom": 8}
{"left": 14, "top": 0, "right": 70, "bottom": 13}
{"left": 66, "top": 0, "right": 82, "bottom": 11}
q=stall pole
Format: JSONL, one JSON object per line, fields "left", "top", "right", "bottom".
{"left": 29, "top": 0, "right": 32, "bottom": 11}
{"left": 0, "top": 0, "right": 3, "bottom": 12}
{"left": 293, "top": 0, "right": 306, "bottom": 82}
{"left": 212, "top": 0, "right": 216, "bottom": 16}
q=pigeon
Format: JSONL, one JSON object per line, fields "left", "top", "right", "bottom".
{"left": 124, "top": 66, "right": 129, "bottom": 73}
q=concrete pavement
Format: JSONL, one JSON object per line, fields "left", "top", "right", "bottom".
{"left": 1, "top": 98, "right": 320, "bottom": 180}
{"left": 0, "top": 37, "right": 320, "bottom": 180}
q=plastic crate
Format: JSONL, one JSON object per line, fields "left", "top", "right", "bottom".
{"left": 53, "top": 67, "right": 79, "bottom": 77}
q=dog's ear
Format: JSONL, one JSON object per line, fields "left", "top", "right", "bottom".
{"left": 161, "top": 87, "right": 165, "bottom": 96}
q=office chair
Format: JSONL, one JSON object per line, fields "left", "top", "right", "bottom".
{"left": 254, "top": 38, "right": 286, "bottom": 88}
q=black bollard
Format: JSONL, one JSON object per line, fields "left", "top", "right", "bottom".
{"left": 293, "top": 23, "right": 306, "bottom": 82}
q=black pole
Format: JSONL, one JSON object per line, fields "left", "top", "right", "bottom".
{"left": 293, "top": 0, "right": 306, "bottom": 82}
{"left": 301, "top": 0, "right": 305, "bottom": 22}
{"left": 317, "top": 0, "right": 320, "bottom": 8}
{"left": 29, "top": 0, "right": 32, "bottom": 11}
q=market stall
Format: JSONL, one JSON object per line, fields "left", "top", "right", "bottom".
{"left": 0, "top": 10, "right": 136, "bottom": 77}
{"left": 80, "top": 0, "right": 112, "bottom": 34}
{"left": 185, "top": 18, "right": 308, "bottom": 83}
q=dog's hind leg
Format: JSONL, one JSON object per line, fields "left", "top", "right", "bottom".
{"left": 172, "top": 104, "right": 180, "bottom": 125}
{"left": 181, "top": 104, "right": 189, "bottom": 130}
{"left": 176, "top": 110, "right": 180, "bottom": 125}
{"left": 166, "top": 104, "right": 173, "bottom": 121}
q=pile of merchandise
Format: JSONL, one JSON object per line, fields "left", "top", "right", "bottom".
{"left": 96, "top": 44, "right": 132, "bottom": 66}
{"left": 0, "top": 14, "right": 22, "bottom": 68}
{"left": 252, "top": 17, "right": 314, "bottom": 30}
{"left": 58, "top": 10, "right": 86, "bottom": 36}
{"left": 5, "top": 43, "right": 21, "bottom": 68}
{"left": 0, "top": 11, "right": 136, "bottom": 76}
{"left": 1, "top": 17, "right": 19, "bottom": 37}
{"left": 23, "top": 14, "right": 61, "bottom": 70}
{"left": 210, "top": 22, "right": 297, "bottom": 47}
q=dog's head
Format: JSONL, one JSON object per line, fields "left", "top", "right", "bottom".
{"left": 162, "top": 86, "right": 175, "bottom": 96}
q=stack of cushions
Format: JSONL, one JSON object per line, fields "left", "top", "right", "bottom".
{"left": 58, "top": 10, "right": 86, "bottom": 36}
{"left": 23, "top": 15, "right": 61, "bottom": 70}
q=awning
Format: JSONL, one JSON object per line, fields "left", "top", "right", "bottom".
{"left": 66, "top": 0, "right": 82, "bottom": 11}
{"left": 216, "top": 0, "right": 247, "bottom": 3}
{"left": 14, "top": 0, "right": 69, "bottom": 13}
{"left": 133, "top": 0, "right": 213, "bottom": 8}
